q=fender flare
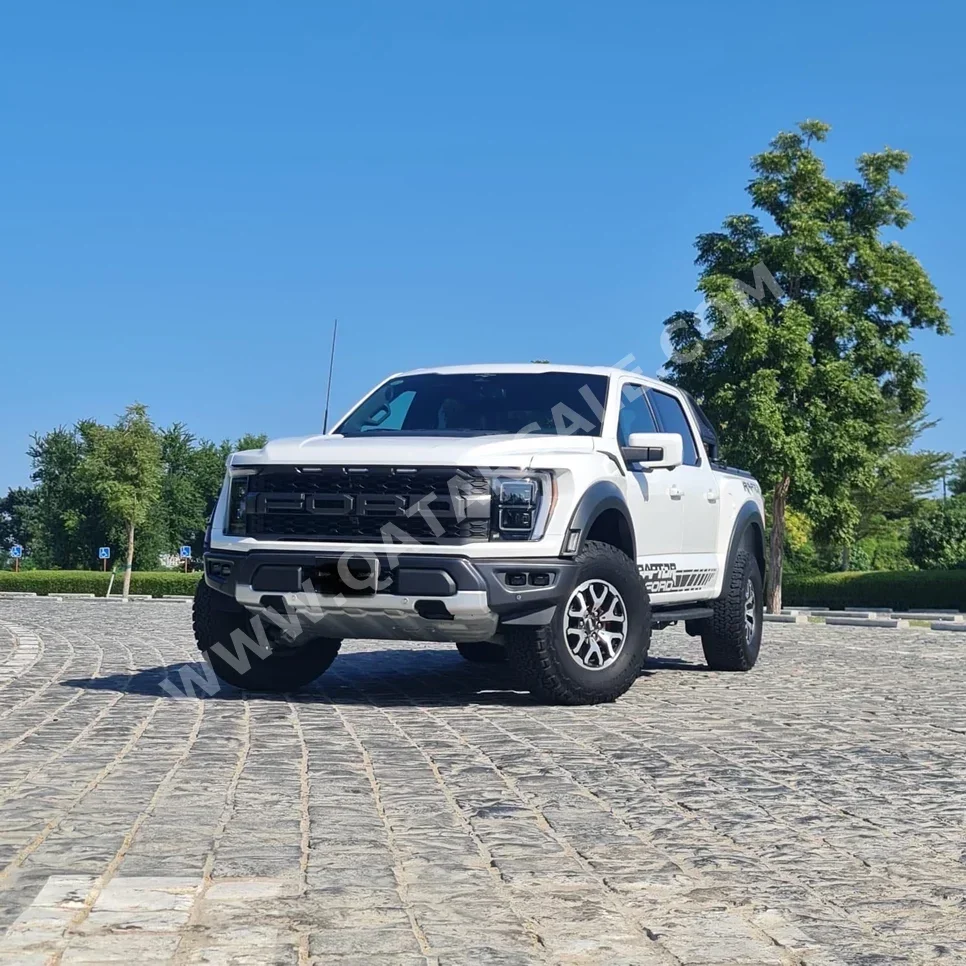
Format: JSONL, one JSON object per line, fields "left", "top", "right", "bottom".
{"left": 724, "top": 501, "right": 765, "bottom": 582}
{"left": 561, "top": 480, "right": 635, "bottom": 559}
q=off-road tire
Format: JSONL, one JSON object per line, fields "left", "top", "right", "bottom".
{"left": 503, "top": 541, "right": 651, "bottom": 705}
{"left": 455, "top": 640, "right": 507, "bottom": 664}
{"left": 192, "top": 580, "right": 341, "bottom": 692}
{"left": 700, "top": 548, "right": 762, "bottom": 671}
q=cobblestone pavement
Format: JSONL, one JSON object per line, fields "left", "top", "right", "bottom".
{"left": 0, "top": 600, "right": 964, "bottom": 965}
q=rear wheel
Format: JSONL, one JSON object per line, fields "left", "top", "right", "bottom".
{"left": 193, "top": 581, "right": 341, "bottom": 692}
{"left": 455, "top": 640, "right": 507, "bottom": 664}
{"left": 503, "top": 541, "right": 651, "bottom": 705}
{"left": 700, "top": 548, "right": 762, "bottom": 671}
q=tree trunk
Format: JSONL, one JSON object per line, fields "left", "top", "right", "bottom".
{"left": 841, "top": 544, "right": 851, "bottom": 572}
{"left": 122, "top": 520, "right": 135, "bottom": 599}
{"left": 765, "top": 475, "right": 791, "bottom": 614}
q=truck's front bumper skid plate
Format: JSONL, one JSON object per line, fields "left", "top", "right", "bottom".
{"left": 203, "top": 550, "right": 578, "bottom": 643}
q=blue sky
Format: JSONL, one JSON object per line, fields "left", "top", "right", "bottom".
{"left": 2, "top": 1, "right": 962, "bottom": 492}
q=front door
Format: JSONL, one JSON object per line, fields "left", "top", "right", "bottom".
{"left": 615, "top": 382, "right": 685, "bottom": 590}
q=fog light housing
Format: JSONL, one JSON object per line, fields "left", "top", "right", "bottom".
{"left": 207, "top": 559, "right": 233, "bottom": 580}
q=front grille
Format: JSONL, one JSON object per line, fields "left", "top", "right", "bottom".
{"left": 243, "top": 466, "right": 491, "bottom": 543}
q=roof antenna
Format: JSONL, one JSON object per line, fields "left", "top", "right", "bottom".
{"left": 322, "top": 318, "right": 338, "bottom": 433}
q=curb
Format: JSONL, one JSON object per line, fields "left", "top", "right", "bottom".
{"left": 825, "top": 617, "right": 911, "bottom": 629}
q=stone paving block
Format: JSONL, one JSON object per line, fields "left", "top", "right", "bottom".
{"left": 182, "top": 947, "right": 299, "bottom": 966}
{"left": 308, "top": 925, "right": 424, "bottom": 955}
{"left": 648, "top": 910, "right": 785, "bottom": 964}
{"left": 78, "top": 907, "right": 191, "bottom": 932}
{"left": 94, "top": 875, "right": 200, "bottom": 911}
{"left": 59, "top": 932, "right": 181, "bottom": 963}
{"left": 205, "top": 878, "right": 290, "bottom": 901}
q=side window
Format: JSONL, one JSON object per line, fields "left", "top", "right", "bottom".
{"left": 617, "top": 383, "right": 657, "bottom": 446}
{"left": 648, "top": 390, "right": 700, "bottom": 466}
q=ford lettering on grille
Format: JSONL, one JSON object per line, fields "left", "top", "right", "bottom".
{"left": 250, "top": 492, "right": 466, "bottom": 518}
{"left": 241, "top": 466, "right": 493, "bottom": 542}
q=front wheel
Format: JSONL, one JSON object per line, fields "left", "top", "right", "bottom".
{"left": 193, "top": 581, "right": 342, "bottom": 692}
{"left": 700, "top": 548, "right": 762, "bottom": 671}
{"left": 503, "top": 541, "right": 651, "bottom": 705}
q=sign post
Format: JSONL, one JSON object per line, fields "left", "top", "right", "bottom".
{"left": 10, "top": 545, "right": 23, "bottom": 573}
{"left": 98, "top": 547, "right": 111, "bottom": 572}
{"left": 179, "top": 545, "right": 192, "bottom": 573}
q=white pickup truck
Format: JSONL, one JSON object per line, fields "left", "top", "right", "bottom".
{"left": 196, "top": 364, "right": 766, "bottom": 704}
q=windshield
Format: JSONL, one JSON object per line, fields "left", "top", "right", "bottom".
{"left": 336, "top": 372, "right": 609, "bottom": 438}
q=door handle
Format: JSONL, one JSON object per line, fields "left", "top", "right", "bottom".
{"left": 705, "top": 490, "right": 719, "bottom": 503}
{"left": 668, "top": 485, "right": 683, "bottom": 500}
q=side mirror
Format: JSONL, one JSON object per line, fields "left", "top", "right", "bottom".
{"left": 621, "top": 432, "right": 683, "bottom": 469}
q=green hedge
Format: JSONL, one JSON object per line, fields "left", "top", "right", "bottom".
{"left": 0, "top": 570, "right": 202, "bottom": 597}
{"left": 784, "top": 569, "right": 966, "bottom": 611}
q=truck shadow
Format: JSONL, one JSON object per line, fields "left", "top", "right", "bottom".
{"left": 61, "top": 647, "right": 708, "bottom": 708}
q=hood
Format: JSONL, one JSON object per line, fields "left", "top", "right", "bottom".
{"left": 230, "top": 433, "right": 594, "bottom": 469}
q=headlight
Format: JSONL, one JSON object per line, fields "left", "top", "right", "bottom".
{"left": 490, "top": 472, "right": 554, "bottom": 541}
{"left": 225, "top": 476, "right": 250, "bottom": 536}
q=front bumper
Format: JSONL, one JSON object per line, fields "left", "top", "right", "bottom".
{"left": 203, "top": 550, "right": 577, "bottom": 643}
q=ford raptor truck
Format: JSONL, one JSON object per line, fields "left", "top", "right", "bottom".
{"left": 195, "top": 365, "right": 766, "bottom": 705}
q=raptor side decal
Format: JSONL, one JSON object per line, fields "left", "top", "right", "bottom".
{"left": 638, "top": 562, "right": 716, "bottom": 594}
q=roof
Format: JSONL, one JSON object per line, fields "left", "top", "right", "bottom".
{"left": 391, "top": 362, "right": 669, "bottom": 387}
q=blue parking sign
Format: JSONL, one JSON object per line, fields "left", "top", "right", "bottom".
{"left": 98, "top": 547, "right": 111, "bottom": 560}
{"left": 179, "top": 545, "right": 192, "bottom": 558}
{"left": 10, "top": 545, "right": 23, "bottom": 559}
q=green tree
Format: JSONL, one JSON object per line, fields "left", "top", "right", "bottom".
{"left": 2, "top": 417, "right": 266, "bottom": 572}
{"left": 82, "top": 404, "right": 163, "bottom": 596}
{"left": 950, "top": 455, "right": 966, "bottom": 497}
{"left": 846, "top": 411, "right": 950, "bottom": 568}
{"left": 908, "top": 497, "right": 966, "bottom": 569}
{"left": 149, "top": 424, "right": 208, "bottom": 564}
{"left": 662, "top": 120, "right": 949, "bottom": 610}
{"left": 149, "top": 430, "right": 268, "bottom": 561}
{"left": 27, "top": 424, "right": 105, "bottom": 568}
{"left": 0, "top": 487, "right": 39, "bottom": 564}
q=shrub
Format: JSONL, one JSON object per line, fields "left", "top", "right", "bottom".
{"left": 784, "top": 569, "right": 966, "bottom": 611}
{"left": 0, "top": 570, "right": 202, "bottom": 597}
